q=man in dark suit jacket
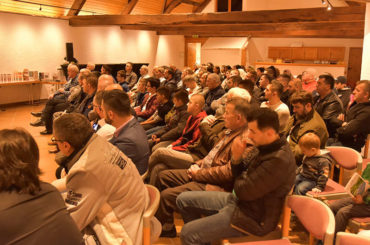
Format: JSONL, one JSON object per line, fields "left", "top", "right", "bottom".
{"left": 101, "top": 89, "right": 149, "bottom": 175}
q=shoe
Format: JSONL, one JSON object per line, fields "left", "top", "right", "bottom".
{"left": 40, "top": 130, "right": 52, "bottom": 135}
{"left": 160, "top": 227, "right": 177, "bottom": 238}
{"left": 30, "top": 119, "right": 44, "bottom": 127}
{"left": 48, "top": 137, "right": 57, "bottom": 145}
{"left": 31, "top": 111, "right": 42, "bottom": 117}
{"left": 48, "top": 147, "right": 59, "bottom": 154}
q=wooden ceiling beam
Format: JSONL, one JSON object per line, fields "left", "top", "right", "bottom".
{"left": 157, "top": 29, "right": 364, "bottom": 38}
{"left": 182, "top": 0, "right": 201, "bottom": 6}
{"left": 120, "top": 21, "right": 364, "bottom": 32}
{"left": 193, "top": 0, "right": 211, "bottom": 13}
{"left": 69, "top": 6, "right": 365, "bottom": 26}
{"left": 164, "top": 0, "right": 182, "bottom": 13}
{"left": 67, "top": 0, "right": 86, "bottom": 16}
{"left": 121, "top": 0, "right": 139, "bottom": 15}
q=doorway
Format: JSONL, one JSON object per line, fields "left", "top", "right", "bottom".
{"left": 184, "top": 37, "right": 208, "bottom": 68}
{"left": 347, "top": 47, "right": 363, "bottom": 89}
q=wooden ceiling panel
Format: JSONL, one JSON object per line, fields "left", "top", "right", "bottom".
{"left": 79, "top": 0, "right": 127, "bottom": 15}
{"left": 0, "top": 0, "right": 73, "bottom": 18}
{"left": 171, "top": 3, "right": 195, "bottom": 14}
{"left": 130, "top": 0, "right": 164, "bottom": 15}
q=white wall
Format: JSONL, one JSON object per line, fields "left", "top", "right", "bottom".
{"left": 361, "top": 3, "right": 370, "bottom": 80}
{"left": 202, "top": 49, "right": 241, "bottom": 66}
{"left": 0, "top": 12, "right": 160, "bottom": 104}
{"left": 154, "top": 35, "right": 185, "bottom": 69}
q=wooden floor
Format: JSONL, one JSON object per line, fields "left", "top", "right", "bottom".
{"left": 0, "top": 102, "right": 309, "bottom": 245}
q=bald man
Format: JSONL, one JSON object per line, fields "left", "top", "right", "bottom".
{"left": 148, "top": 94, "right": 207, "bottom": 185}
{"left": 97, "top": 74, "right": 114, "bottom": 91}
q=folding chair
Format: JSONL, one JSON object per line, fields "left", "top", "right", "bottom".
{"left": 306, "top": 146, "right": 362, "bottom": 201}
{"left": 224, "top": 195, "right": 335, "bottom": 245}
{"left": 335, "top": 232, "right": 370, "bottom": 245}
{"left": 143, "top": 184, "right": 160, "bottom": 245}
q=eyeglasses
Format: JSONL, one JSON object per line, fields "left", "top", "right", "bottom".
{"left": 51, "top": 137, "right": 64, "bottom": 143}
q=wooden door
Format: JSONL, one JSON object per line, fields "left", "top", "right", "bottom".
{"left": 187, "top": 43, "right": 197, "bottom": 68}
{"left": 347, "top": 47, "right": 363, "bottom": 89}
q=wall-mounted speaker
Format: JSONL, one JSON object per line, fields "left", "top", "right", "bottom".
{"left": 66, "top": 42, "right": 74, "bottom": 62}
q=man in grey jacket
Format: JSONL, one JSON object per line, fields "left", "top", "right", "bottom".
{"left": 52, "top": 113, "right": 159, "bottom": 245}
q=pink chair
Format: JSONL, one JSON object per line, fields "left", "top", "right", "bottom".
{"left": 143, "top": 184, "right": 160, "bottom": 245}
{"left": 335, "top": 232, "right": 370, "bottom": 245}
{"left": 306, "top": 146, "right": 362, "bottom": 200}
{"left": 224, "top": 195, "right": 335, "bottom": 245}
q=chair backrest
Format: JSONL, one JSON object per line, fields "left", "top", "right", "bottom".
{"left": 142, "top": 185, "right": 160, "bottom": 245}
{"left": 326, "top": 146, "right": 362, "bottom": 170}
{"left": 288, "top": 195, "right": 335, "bottom": 245}
{"left": 141, "top": 169, "right": 148, "bottom": 181}
{"left": 335, "top": 232, "right": 370, "bottom": 245}
{"left": 143, "top": 184, "right": 160, "bottom": 224}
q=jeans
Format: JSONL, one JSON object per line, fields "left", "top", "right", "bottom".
{"left": 294, "top": 174, "right": 316, "bottom": 195}
{"left": 176, "top": 191, "right": 245, "bottom": 245}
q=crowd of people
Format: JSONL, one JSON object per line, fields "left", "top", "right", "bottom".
{"left": 1, "top": 61, "right": 370, "bottom": 245}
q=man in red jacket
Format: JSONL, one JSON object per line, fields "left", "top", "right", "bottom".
{"left": 148, "top": 94, "right": 206, "bottom": 185}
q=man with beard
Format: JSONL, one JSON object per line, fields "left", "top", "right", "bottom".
{"left": 101, "top": 89, "right": 149, "bottom": 175}
{"left": 282, "top": 91, "right": 328, "bottom": 165}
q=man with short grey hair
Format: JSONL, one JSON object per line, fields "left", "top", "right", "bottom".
{"left": 204, "top": 73, "right": 225, "bottom": 115}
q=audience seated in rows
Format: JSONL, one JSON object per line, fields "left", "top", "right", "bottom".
{"left": 52, "top": 113, "right": 159, "bottom": 245}
{"left": 294, "top": 132, "right": 331, "bottom": 195}
{"left": 282, "top": 91, "right": 328, "bottom": 164}
{"left": 102, "top": 90, "right": 150, "bottom": 175}
{"left": 204, "top": 73, "right": 225, "bottom": 115}
{"left": 314, "top": 74, "right": 344, "bottom": 138}
{"left": 148, "top": 94, "right": 206, "bottom": 185}
{"left": 23, "top": 61, "right": 370, "bottom": 245}
{"left": 329, "top": 164, "right": 370, "bottom": 236}
{"left": 30, "top": 64, "right": 80, "bottom": 134}
{"left": 156, "top": 98, "right": 255, "bottom": 238}
{"left": 334, "top": 76, "right": 352, "bottom": 110}
{"left": 141, "top": 86, "right": 173, "bottom": 134}
{"left": 150, "top": 90, "right": 190, "bottom": 151}
{"left": 177, "top": 108, "right": 296, "bottom": 244}
{"left": 261, "top": 80, "right": 290, "bottom": 134}
{"left": 125, "top": 62, "right": 138, "bottom": 90}
{"left": 329, "top": 80, "right": 370, "bottom": 152}
{"left": 135, "top": 77, "right": 160, "bottom": 122}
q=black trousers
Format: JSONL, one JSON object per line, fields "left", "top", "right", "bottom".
{"left": 41, "top": 96, "right": 69, "bottom": 132}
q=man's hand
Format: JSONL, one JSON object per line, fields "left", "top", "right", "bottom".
{"left": 187, "top": 164, "right": 200, "bottom": 178}
{"left": 58, "top": 88, "right": 65, "bottom": 93}
{"left": 337, "top": 113, "right": 345, "bottom": 121}
{"left": 201, "top": 115, "right": 216, "bottom": 125}
{"left": 48, "top": 94, "right": 53, "bottom": 100}
{"left": 311, "top": 188, "right": 322, "bottom": 193}
{"left": 231, "top": 131, "right": 248, "bottom": 163}
{"left": 353, "top": 194, "right": 364, "bottom": 204}
{"left": 342, "top": 122, "right": 348, "bottom": 127}
{"left": 152, "top": 135, "right": 161, "bottom": 144}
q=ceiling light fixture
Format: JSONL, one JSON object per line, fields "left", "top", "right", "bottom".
{"left": 327, "top": 0, "right": 332, "bottom": 11}
{"left": 11, "top": 0, "right": 101, "bottom": 15}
